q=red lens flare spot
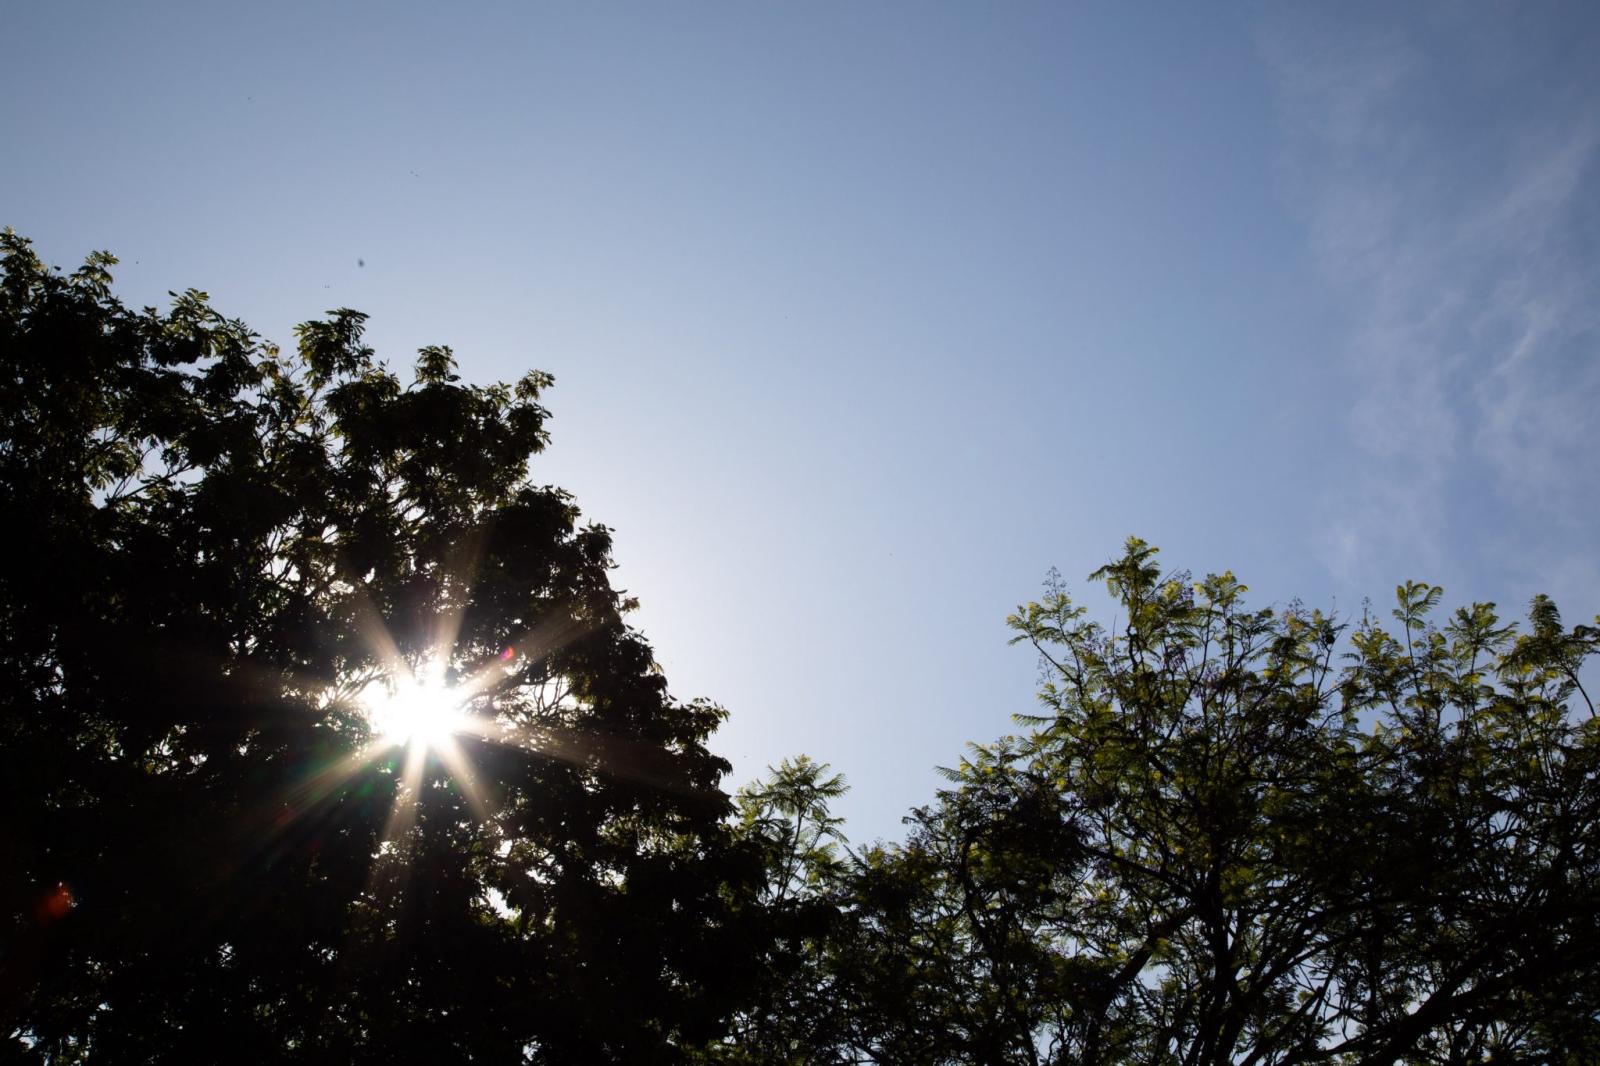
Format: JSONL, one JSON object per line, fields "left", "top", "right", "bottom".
{"left": 499, "top": 646, "right": 515, "bottom": 662}
{"left": 38, "top": 882, "right": 74, "bottom": 922}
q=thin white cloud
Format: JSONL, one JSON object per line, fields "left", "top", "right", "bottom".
{"left": 1258, "top": 9, "right": 1600, "bottom": 609}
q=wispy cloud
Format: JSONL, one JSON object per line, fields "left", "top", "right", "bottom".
{"left": 1258, "top": 8, "right": 1600, "bottom": 609}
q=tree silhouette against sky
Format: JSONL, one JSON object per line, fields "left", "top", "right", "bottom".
{"left": 0, "top": 232, "right": 766, "bottom": 1063}
{"left": 4, "top": 235, "right": 1597, "bottom": 1065}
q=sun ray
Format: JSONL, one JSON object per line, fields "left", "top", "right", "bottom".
{"left": 430, "top": 733, "right": 494, "bottom": 823}
{"left": 346, "top": 587, "right": 420, "bottom": 684}
{"left": 488, "top": 718, "right": 703, "bottom": 796}
{"left": 362, "top": 738, "right": 430, "bottom": 914}
{"left": 445, "top": 612, "right": 594, "bottom": 706}
{"left": 428, "top": 527, "right": 488, "bottom": 675}
{"left": 280, "top": 740, "right": 392, "bottom": 813}
{"left": 378, "top": 738, "right": 430, "bottom": 846}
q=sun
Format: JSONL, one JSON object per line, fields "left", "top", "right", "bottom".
{"left": 364, "top": 671, "right": 468, "bottom": 750}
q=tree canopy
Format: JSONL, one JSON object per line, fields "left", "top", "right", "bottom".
{"left": 738, "top": 540, "right": 1600, "bottom": 1064}
{"left": 4, "top": 235, "right": 1596, "bottom": 1065}
{"left": 0, "top": 232, "right": 763, "bottom": 1063}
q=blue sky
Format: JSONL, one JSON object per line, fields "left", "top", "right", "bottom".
{"left": 6, "top": 2, "right": 1597, "bottom": 843}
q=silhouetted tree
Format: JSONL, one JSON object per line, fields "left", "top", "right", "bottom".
{"left": 756, "top": 539, "right": 1600, "bottom": 1064}
{"left": 11, "top": 233, "right": 1597, "bottom": 1064}
{"left": 703, "top": 757, "right": 852, "bottom": 1064}
{"left": 0, "top": 232, "right": 764, "bottom": 1063}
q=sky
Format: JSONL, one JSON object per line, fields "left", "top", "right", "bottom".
{"left": 5, "top": 2, "right": 1598, "bottom": 844}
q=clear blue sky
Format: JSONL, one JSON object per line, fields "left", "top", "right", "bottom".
{"left": 6, "top": 2, "right": 1597, "bottom": 843}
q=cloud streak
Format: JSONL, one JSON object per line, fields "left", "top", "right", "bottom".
{"left": 1259, "top": 7, "right": 1600, "bottom": 609}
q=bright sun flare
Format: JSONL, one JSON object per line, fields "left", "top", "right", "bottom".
{"left": 365, "top": 675, "right": 468, "bottom": 749}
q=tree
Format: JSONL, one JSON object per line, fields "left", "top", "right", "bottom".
{"left": 0, "top": 232, "right": 763, "bottom": 1063}
{"left": 708, "top": 757, "right": 852, "bottom": 1063}
{"left": 778, "top": 539, "right": 1600, "bottom": 1064}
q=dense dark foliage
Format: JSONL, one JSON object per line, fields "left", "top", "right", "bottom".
{"left": 6, "top": 236, "right": 1597, "bottom": 1065}
{"left": 0, "top": 233, "right": 762, "bottom": 1063}
{"left": 738, "top": 541, "right": 1600, "bottom": 1064}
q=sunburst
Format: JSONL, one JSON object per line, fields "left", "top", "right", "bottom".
{"left": 361, "top": 665, "right": 471, "bottom": 751}
{"left": 266, "top": 552, "right": 621, "bottom": 911}
{"left": 331, "top": 581, "right": 604, "bottom": 838}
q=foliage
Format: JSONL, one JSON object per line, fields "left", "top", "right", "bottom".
{"left": 762, "top": 538, "right": 1600, "bottom": 1064}
{"left": 696, "top": 758, "right": 852, "bottom": 1064}
{"left": 9, "top": 232, "right": 1596, "bottom": 1064}
{"left": 0, "top": 232, "right": 761, "bottom": 1063}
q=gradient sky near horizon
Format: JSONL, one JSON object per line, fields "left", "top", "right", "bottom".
{"left": 6, "top": 2, "right": 1598, "bottom": 843}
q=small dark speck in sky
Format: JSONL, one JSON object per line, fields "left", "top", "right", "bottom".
{"left": 357, "top": 259, "right": 364, "bottom": 268}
